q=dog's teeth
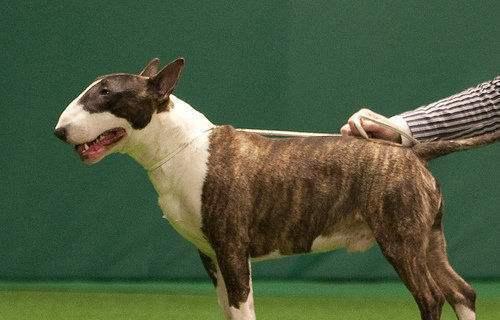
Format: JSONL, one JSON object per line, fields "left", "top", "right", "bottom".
{"left": 84, "top": 143, "right": 89, "bottom": 150}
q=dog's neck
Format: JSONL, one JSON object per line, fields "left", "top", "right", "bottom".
{"left": 122, "top": 95, "right": 214, "bottom": 170}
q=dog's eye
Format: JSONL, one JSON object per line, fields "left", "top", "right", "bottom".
{"left": 100, "top": 88, "right": 110, "bottom": 96}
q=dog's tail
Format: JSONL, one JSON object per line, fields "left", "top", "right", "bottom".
{"left": 412, "top": 131, "right": 499, "bottom": 161}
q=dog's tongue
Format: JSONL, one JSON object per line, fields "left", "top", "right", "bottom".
{"left": 77, "top": 142, "right": 106, "bottom": 159}
{"left": 75, "top": 128, "right": 126, "bottom": 161}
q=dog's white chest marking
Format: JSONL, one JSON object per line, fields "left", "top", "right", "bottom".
{"left": 148, "top": 134, "right": 213, "bottom": 255}
{"left": 127, "top": 96, "right": 215, "bottom": 255}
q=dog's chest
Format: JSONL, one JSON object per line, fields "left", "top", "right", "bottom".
{"left": 148, "top": 137, "right": 213, "bottom": 255}
{"left": 157, "top": 193, "right": 212, "bottom": 254}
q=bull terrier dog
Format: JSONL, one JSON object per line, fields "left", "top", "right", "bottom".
{"left": 54, "top": 58, "right": 498, "bottom": 320}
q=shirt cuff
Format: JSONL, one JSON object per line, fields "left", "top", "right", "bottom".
{"left": 389, "top": 115, "right": 414, "bottom": 146}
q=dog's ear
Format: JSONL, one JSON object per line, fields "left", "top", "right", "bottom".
{"left": 149, "top": 57, "right": 185, "bottom": 103}
{"left": 139, "top": 58, "right": 160, "bottom": 77}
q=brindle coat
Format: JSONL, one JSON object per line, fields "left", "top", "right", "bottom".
{"left": 200, "top": 125, "right": 497, "bottom": 319}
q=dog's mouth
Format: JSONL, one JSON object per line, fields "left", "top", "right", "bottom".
{"left": 75, "top": 128, "right": 126, "bottom": 161}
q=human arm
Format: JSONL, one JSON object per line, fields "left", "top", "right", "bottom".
{"left": 341, "top": 76, "right": 500, "bottom": 144}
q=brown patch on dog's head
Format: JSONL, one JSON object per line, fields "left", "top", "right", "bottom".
{"left": 78, "top": 58, "right": 185, "bottom": 129}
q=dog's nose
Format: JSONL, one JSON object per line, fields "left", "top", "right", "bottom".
{"left": 54, "top": 127, "right": 68, "bottom": 142}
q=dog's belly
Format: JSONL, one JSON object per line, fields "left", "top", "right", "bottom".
{"left": 310, "top": 222, "right": 375, "bottom": 253}
{"left": 252, "top": 220, "right": 375, "bottom": 262}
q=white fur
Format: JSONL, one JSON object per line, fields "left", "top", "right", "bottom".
{"left": 215, "top": 265, "right": 232, "bottom": 319}
{"left": 455, "top": 304, "right": 475, "bottom": 320}
{"left": 56, "top": 80, "right": 101, "bottom": 131}
{"left": 228, "top": 287, "right": 255, "bottom": 319}
{"left": 213, "top": 262, "right": 255, "bottom": 320}
{"left": 228, "top": 261, "right": 256, "bottom": 320}
{"left": 122, "top": 96, "right": 215, "bottom": 255}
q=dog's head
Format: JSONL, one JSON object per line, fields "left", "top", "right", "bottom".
{"left": 54, "top": 58, "right": 184, "bottom": 164}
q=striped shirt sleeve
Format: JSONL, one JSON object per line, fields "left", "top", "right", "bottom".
{"left": 398, "top": 76, "right": 500, "bottom": 141}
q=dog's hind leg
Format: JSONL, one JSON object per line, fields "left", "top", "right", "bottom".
{"left": 426, "top": 224, "right": 476, "bottom": 320}
{"left": 373, "top": 218, "right": 445, "bottom": 320}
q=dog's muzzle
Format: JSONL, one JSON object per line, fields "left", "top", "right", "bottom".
{"left": 54, "top": 127, "right": 68, "bottom": 142}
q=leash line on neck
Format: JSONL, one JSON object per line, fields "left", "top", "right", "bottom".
{"left": 147, "top": 127, "right": 215, "bottom": 172}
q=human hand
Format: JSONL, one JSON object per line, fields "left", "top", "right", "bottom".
{"left": 340, "top": 108, "right": 402, "bottom": 143}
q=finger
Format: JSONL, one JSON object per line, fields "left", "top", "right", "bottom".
{"left": 361, "top": 119, "right": 379, "bottom": 133}
{"left": 348, "top": 119, "right": 361, "bottom": 136}
{"left": 351, "top": 116, "right": 370, "bottom": 139}
{"left": 340, "top": 124, "right": 352, "bottom": 136}
{"left": 362, "top": 119, "right": 400, "bottom": 141}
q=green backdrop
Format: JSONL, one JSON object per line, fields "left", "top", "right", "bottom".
{"left": 1, "top": 1, "right": 498, "bottom": 281}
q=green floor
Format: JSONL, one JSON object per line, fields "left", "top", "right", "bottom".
{"left": 0, "top": 281, "right": 498, "bottom": 319}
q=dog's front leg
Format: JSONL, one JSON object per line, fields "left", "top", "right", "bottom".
{"left": 216, "top": 250, "right": 255, "bottom": 320}
{"left": 199, "top": 251, "right": 232, "bottom": 319}
{"left": 199, "top": 250, "right": 255, "bottom": 319}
